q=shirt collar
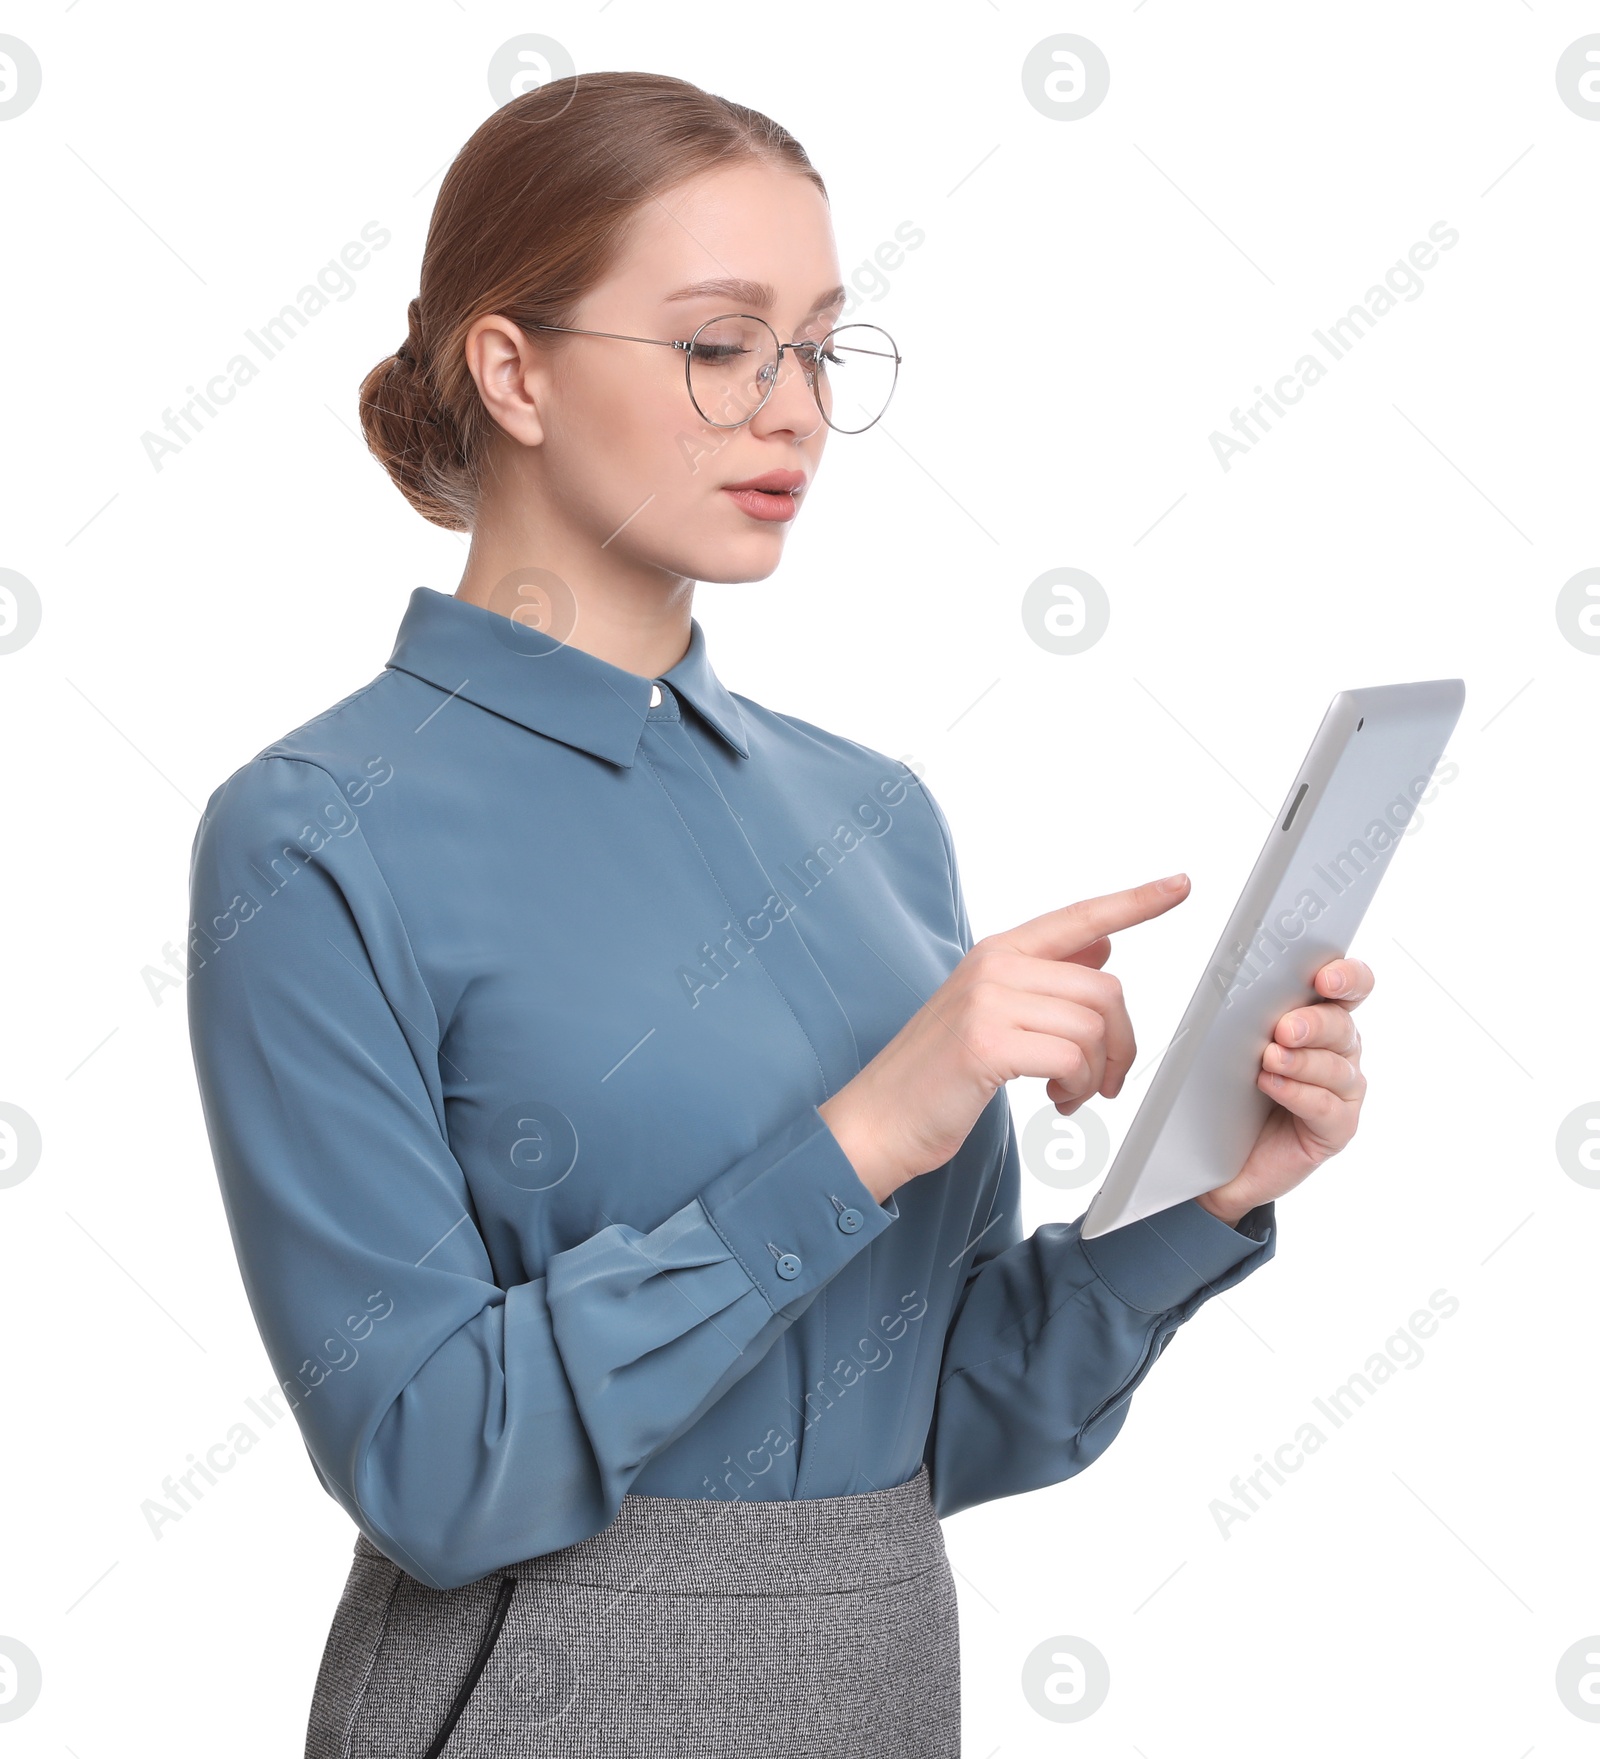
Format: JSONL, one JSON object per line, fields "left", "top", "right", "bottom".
{"left": 384, "top": 587, "right": 749, "bottom": 768}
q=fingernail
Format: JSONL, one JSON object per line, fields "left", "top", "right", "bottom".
{"left": 1324, "top": 968, "right": 1345, "bottom": 993}
{"left": 1291, "top": 1018, "right": 1309, "bottom": 1042}
{"left": 1159, "top": 873, "right": 1188, "bottom": 893}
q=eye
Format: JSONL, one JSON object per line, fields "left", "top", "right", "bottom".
{"left": 688, "top": 341, "right": 752, "bottom": 364}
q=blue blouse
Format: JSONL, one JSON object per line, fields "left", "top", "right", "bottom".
{"left": 185, "top": 586, "right": 1277, "bottom": 1591}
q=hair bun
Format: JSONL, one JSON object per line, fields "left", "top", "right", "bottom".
{"left": 358, "top": 297, "right": 470, "bottom": 531}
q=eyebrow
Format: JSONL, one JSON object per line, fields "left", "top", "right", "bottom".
{"left": 663, "top": 277, "right": 847, "bottom": 317}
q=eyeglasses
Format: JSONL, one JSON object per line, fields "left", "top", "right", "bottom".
{"left": 521, "top": 313, "right": 901, "bottom": 434}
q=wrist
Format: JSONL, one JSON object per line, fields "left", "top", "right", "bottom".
{"left": 1194, "top": 1186, "right": 1251, "bottom": 1230}
{"left": 817, "top": 1092, "right": 902, "bottom": 1206}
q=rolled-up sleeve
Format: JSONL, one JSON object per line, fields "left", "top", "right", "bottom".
{"left": 186, "top": 756, "right": 898, "bottom": 1590}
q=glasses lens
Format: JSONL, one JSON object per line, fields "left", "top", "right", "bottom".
{"left": 812, "top": 324, "right": 900, "bottom": 433}
{"left": 687, "top": 314, "right": 779, "bottom": 428}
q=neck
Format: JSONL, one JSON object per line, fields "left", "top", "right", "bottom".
{"left": 455, "top": 497, "right": 695, "bottom": 680}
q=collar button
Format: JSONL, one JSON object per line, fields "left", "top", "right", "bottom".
{"left": 649, "top": 683, "right": 663, "bottom": 708}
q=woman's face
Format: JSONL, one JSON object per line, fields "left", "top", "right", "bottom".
{"left": 471, "top": 159, "right": 846, "bottom": 589}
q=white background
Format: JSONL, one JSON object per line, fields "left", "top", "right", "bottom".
{"left": 2, "top": 3, "right": 1597, "bottom": 1753}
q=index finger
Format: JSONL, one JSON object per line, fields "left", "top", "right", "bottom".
{"left": 1314, "top": 957, "right": 1374, "bottom": 1005}
{"left": 996, "top": 873, "right": 1191, "bottom": 962}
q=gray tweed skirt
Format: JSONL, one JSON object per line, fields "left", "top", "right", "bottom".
{"left": 304, "top": 1462, "right": 959, "bottom": 1757}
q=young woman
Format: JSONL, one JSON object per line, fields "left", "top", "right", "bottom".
{"left": 186, "top": 70, "right": 1372, "bottom": 1757}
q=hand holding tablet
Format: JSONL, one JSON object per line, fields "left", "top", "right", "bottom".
{"left": 1190, "top": 945, "right": 1377, "bottom": 1230}
{"left": 1078, "top": 676, "right": 1464, "bottom": 1238}
{"left": 819, "top": 678, "right": 1461, "bottom": 1234}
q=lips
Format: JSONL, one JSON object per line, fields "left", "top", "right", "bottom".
{"left": 722, "top": 470, "right": 807, "bottom": 495}
{"left": 720, "top": 468, "right": 807, "bottom": 525}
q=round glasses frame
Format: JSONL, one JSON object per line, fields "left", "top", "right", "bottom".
{"left": 521, "top": 313, "right": 902, "bottom": 433}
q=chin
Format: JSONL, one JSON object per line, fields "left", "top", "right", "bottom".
{"left": 683, "top": 537, "right": 788, "bottom": 587}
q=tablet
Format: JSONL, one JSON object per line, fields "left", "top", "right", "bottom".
{"left": 1078, "top": 677, "right": 1464, "bottom": 1240}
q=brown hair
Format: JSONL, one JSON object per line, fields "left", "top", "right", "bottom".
{"left": 358, "top": 71, "right": 827, "bottom": 531}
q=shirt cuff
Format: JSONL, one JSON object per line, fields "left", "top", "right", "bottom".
{"left": 1080, "top": 1196, "right": 1276, "bottom": 1315}
{"left": 696, "top": 1104, "right": 900, "bottom": 1315}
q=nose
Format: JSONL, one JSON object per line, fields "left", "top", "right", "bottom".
{"left": 751, "top": 342, "right": 823, "bottom": 440}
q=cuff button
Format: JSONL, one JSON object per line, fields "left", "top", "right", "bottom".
{"left": 775, "top": 1253, "right": 802, "bottom": 1280}
{"left": 836, "top": 1207, "right": 863, "bottom": 1234}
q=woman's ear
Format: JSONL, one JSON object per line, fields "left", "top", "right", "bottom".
{"left": 464, "top": 314, "right": 548, "bottom": 448}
